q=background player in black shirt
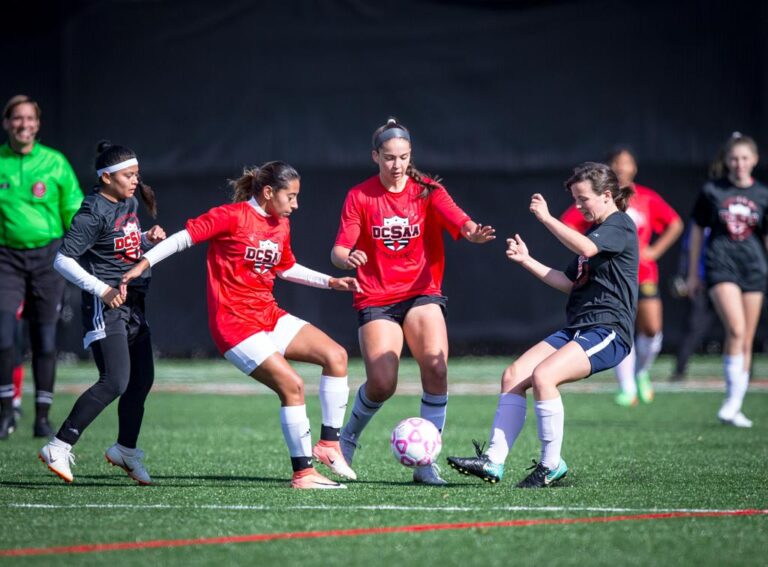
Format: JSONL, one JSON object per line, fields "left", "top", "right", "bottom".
{"left": 448, "top": 163, "right": 638, "bottom": 488}
{"left": 687, "top": 133, "right": 766, "bottom": 428}
{"left": 38, "top": 142, "right": 165, "bottom": 483}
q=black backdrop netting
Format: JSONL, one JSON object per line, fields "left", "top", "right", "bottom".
{"left": 3, "top": 0, "right": 767, "bottom": 356}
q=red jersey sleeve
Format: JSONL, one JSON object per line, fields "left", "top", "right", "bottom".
{"left": 275, "top": 220, "right": 297, "bottom": 272}
{"left": 429, "top": 186, "right": 471, "bottom": 240}
{"left": 560, "top": 205, "right": 592, "bottom": 233}
{"left": 185, "top": 204, "right": 236, "bottom": 244}
{"left": 335, "top": 191, "right": 362, "bottom": 249}
{"left": 646, "top": 189, "right": 681, "bottom": 233}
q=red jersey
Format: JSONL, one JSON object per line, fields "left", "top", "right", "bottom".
{"left": 560, "top": 184, "right": 680, "bottom": 284}
{"left": 185, "top": 200, "right": 296, "bottom": 353}
{"left": 335, "top": 175, "right": 471, "bottom": 309}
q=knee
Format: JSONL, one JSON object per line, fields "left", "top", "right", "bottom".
{"left": 277, "top": 374, "right": 305, "bottom": 406}
{"left": 99, "top": 371, "right": 131, "bottom": 401}
{"left": 530, "top": 369, "right": 554, "bottom": 394}
{"left": 364, "top": 379, "right": 396, "bottom": 402}
{"left": 323, "top": 345, "right": 348, "bottom": 376}
{"left": 502, "top": 364, "right": 529, "bottom": 394}
{"left": 420, "top": 354, "right": 448, "bottom": 383}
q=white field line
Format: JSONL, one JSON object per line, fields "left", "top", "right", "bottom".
{"left": 51, "top": 380, "right": 768, "bottom": 395}
{"left": 6, "top": 503, "right": 767, "bottom": 514}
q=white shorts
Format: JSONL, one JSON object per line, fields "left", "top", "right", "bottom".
{"left": 223, "top": 314, "right": 308, "bottom": 375}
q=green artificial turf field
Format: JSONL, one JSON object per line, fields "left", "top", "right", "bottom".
{"left": 1, "top": 356, "right": 766, "bottom": 566}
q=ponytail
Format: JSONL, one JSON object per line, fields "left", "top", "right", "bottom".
{"left": 229, "top": 161, "right": 300, "bottom": 203}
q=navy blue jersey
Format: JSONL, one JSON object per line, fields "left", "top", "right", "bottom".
{"left": 59, "top": 190, "right": 150, "bottom": 292}
{"left": 691, "top": 178, "right": 768, "bottom": 281}
{"left": 563, "top": 210, "right": 639, "bottom": 347}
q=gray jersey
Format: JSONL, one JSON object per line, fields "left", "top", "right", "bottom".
{"left": 563, "top": 210, "right": 639, "bottom": 347}
{"left": 59, "top": 190, "right": 150, "bottom": 292}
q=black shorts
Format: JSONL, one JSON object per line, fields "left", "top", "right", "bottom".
{"left": 0, "top": 241, "right": 65, "bottom": 322}
{"left": 357, "top": 294, "right": 447, "bottom": 327}
{"left": 638, "top": 280, "right": 660, "bottom": 300}
{"left": 81, "top": 289, "right": 150, "bottom": 349}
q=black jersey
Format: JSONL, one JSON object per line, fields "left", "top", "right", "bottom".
{"left": 59, "top": 190, "right": 150, "bottom": 292}
{"left": 691, "top": 178, "right": 768, "bottom": 280}
{"left": 563, "top": 210, "right": 639, "bottom": 347}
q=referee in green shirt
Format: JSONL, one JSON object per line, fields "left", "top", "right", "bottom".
{"left": 0, "top": 95, "right": 83, "bottom": 438}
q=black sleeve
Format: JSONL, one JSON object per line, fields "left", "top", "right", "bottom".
{"left": 564, "top": 257, "right": 579, "bottom": 281}
{"left": 589, "top": 214, "right": 628, "bottom": 256}
{"left": 58, "top": 203, "right": 103, "bottom": 259}
{"left": 690, "top": 187, "right": 712, "bottom": 228}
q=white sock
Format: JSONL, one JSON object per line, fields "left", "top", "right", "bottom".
{"left": 485, "top": 393, "right": 526, "bottom": 465}
{"left": 535, "top": 396, "right": 565, "bottom": 470}
{"left": 51, "top": 437, "right": 72, "bottom": 450}
{"left": 341, "top": 384, "right": 382, "bottom": 442}
{"left": 319, "top": 375, "right": 349, "bottom": 429}
{"left": 615, "top": 347, "right": 637, "bottom": 395}
{"left": 719, "top": 354, "right": 746, "bottom": 419}
{"left": 420, "top": 392, "right": 448, "bottom": 433}
{"left": 279, "top": 405, "right": 312, "bottom": 458}
{"left": 635, "top": 332, "right": 663, "bottom": 374}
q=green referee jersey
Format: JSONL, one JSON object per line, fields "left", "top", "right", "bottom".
{"left": 0, "top": 141, "right": 83, "bottom": 249}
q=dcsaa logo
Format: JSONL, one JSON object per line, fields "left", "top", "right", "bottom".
{"left": 372, "top": 215, "right": 420, "bottom": 251}
{"left": 245, "top": 239, "right": 282, "bottom": 273}
{"left": 113, "top": 217, "right": 142, "bottom": 261}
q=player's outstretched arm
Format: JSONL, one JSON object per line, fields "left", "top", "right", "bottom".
{"left": 506, "top": 234, "right": 573, "bottom": 294}
{"left": 530, "top": 194, "right": 598, "bottom": 257}
{"left": 278, "top": 263, "right": 361, "bottom": 293}
{"left": 120, "top": 229, "right": 194, "bottom": 294}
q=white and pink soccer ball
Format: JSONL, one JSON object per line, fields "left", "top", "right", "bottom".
{"left": 390, "top": 417, "right": 442, "bottom": 467}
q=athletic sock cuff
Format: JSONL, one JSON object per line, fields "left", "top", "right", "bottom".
{"left": 280, "top": 404, "right": 308, "bottom": 424}
{"left": 499, "top": 392, "right": 526, "bottom": 408}
{"left": 319, "top": 375, "right": 349, "bottom": 392}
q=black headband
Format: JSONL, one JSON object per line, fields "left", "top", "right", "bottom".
{"left": 373, "top": 127, "right": 411, "bottom": 149}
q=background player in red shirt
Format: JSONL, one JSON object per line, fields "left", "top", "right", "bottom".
{"left": 561, "top": 148, "right": 682, "bottom": 406}
{"left": 332, "top": 118, "right": 496, "bottom": 485}
{"left": 121, "top": 161, "right": 361, "bottom": 488}
{"left": 687, "top": 133, "right": 766, "bottom": 428}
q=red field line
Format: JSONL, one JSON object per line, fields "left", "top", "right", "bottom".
{"left": 1, "top": 509, "right": 766, "bottom": 558}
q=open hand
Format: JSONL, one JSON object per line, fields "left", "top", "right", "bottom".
{"left": 465, "top": 223, "right": 496, "bottom": 244}
{"left": 119, "top": 259, "right": 150, "bottom": 296}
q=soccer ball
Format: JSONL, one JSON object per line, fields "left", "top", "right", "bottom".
{"left": 390, "top": 417, "right": 442, "bottom": 467}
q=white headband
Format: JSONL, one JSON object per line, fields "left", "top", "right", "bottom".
{"left": 96, "top": 158, "right": 138, "bottom": 177}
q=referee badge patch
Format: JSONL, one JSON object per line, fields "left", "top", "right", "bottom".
{"left": 32, "top": 181, "right": 47, "bottom": 197}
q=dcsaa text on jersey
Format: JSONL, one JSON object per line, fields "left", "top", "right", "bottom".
{"left": 246, "top": 239, "right": 282, "bottom": 273}
{"left": 372, "top": 215, "right": 420, "bottom": 251}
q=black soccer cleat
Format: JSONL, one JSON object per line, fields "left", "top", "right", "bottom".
{"left": 0, "top": 412, "right": 17, "bottom": 440}
{"left": 515, "top": 459, "right": 568, "bottom": 488}
{"left": 447, "top": 440, "right": 504, "bottom": 483}
{"left": 33, "top": 417, "right": 54, "bottom": 438}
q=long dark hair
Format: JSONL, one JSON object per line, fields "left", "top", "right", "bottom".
{"left": 372, "top": 117, "right": 442, "bottom": 198}
{"left": 95, "top": 141, "right": 157, "bottom": 218}
{"left": 230, "top": 161, "right": 300, "bottom": 203}
{"left": 709, "top": 132, "right": 759, "bottom": 180}
{"left": 564, "top": 162, "right": 634, "bottom": 212}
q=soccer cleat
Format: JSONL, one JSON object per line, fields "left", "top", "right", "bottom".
{"left": 339, "top": 432, "right": 358, "bottom": 466}
{"left": 39, "top": 440, "right": 75, "bottom": 483}
{"left": 290, "top": 468, "right": 347, "bottom": 489}
{"left": 614, "top": 391, "right": 639, "bottom": 407}
{"left": 313, "top": 440, "right": 357, "bottom": 480}
{"left": 33, "top": 417, "right": 54, "bottom": 438}
{"left": 0, "top": 412, "right": 16, "bottom": 440}
{"left": 515, "top": 459, "right": 568, "bottom": 489}
{"left": 413, "top": 463, "right": 447, "bottom": 486}
{"left": 636, "top": 371, "right": 654, "bottom": 403}
{"left": 105, "top": 444, "right": 153, "bottom": 485}
{"left": 719, "top": 411, "right": 753, "bottom": 428}
{"left": 447, "top": 440, "right": 504, "bottom": 483}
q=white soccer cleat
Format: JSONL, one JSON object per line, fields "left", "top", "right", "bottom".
{"left": 313, "top": 441, "right": 357, "bottom": 480}
{"left": 720, "top": 411, "right": 753, "bottom": 428}
{"left": 39, "top": 439, "right": 75, "bottom": 483}
{"left": 413, "top": 463, "right": 447, "bottom": 486}
{"left": 339, "top": 433, "right": 358, "bottom": 466}
{"left": 105, "top": 444, "right": 153, "bottom": 485}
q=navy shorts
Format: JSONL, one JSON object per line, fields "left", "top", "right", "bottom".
{"left": 357, "top": 295, "right": 447, "bottom": 327}
{"left": 544, "top": 326, "right": 630, "bottom": 375}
